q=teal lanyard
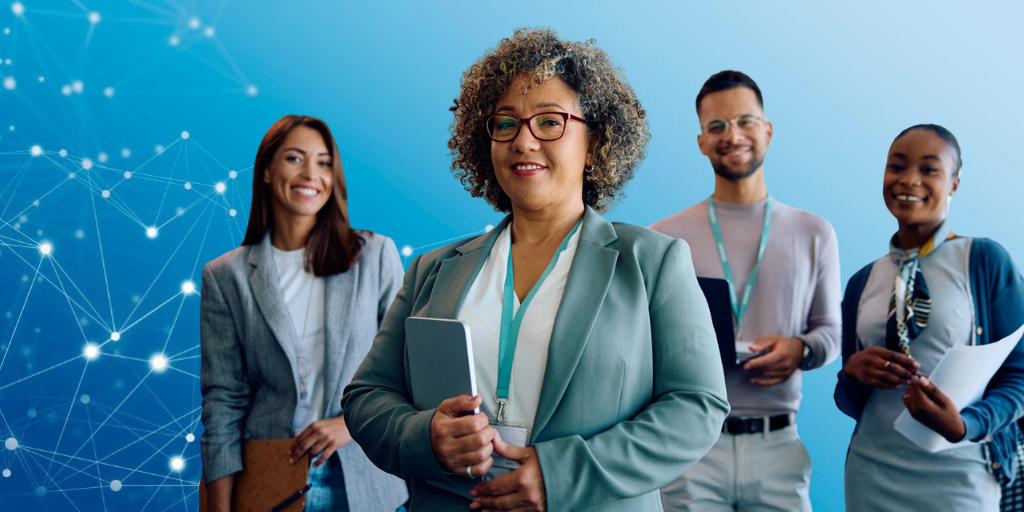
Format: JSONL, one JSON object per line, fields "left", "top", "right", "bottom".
{"left": 495, "top": 217, "right": 583, "bottom": 424}
{"left": 706, "top": 195, "right": 773, "bottom": 336}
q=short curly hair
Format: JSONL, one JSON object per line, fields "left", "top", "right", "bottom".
{"left": 448, "top": 28, "right": 650, "bottom": 213}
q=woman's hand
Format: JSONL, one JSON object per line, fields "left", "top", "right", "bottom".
{"left": 903, "top": 376, "right": 967, "bottom": 442}
{"left": 844, "top": 347, "right": 920, "bottom": 389}
{"left": 289, "top": 415, "right": 353, "bottom": 467}
{"left": 431, "top": 394, "right": 495, "bottom": 478}
{"left": 470, "top": 430, "right": 546, "bottom": 511}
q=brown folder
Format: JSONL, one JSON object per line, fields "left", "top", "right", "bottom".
{"left": 198, "top": 438, "right": 310, "bottom": 512}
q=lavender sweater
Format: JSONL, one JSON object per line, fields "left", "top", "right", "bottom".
{"left": 651, "top": 197, "right": 841, "bottom": 417}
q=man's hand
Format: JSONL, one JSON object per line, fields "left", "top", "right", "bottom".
{"left": 743, "top": 335, "right": 806, "bottom": 387}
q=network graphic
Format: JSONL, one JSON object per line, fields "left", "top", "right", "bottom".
{"left": 0, "top": 3, "right": 491, "bottom": 510}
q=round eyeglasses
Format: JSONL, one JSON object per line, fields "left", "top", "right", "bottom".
{"left": 703, "top": 114, "right": 767, "bottom": 136}
{"left": 484, "top": 112, "right": 588, "bottom": 142}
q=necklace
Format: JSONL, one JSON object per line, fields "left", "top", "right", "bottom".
{"left": 288, "top": 273, "right": 318, "bottom": 399}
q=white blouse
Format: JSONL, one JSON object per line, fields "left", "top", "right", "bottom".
{"left": 456, "top": 223, "right": 581, "bottom": 433}
{"left": 271, "top": 245, "right": 326, "bottom": 435}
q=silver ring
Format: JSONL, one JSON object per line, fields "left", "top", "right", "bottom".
{"left": 464, "top": 465, "right": 473, "bottom": 478}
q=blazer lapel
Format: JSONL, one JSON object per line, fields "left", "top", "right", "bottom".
{"left": 532, "top": 207, "right": 619, "bottom": 440}
{"left": 322, "top": 266, "right": 358, "bottom": 415}
{"left": 248, "top": 233, "right": 301, "bottom": 375}
{"left": 422, "top": 215, "right": 512, "bottom": 320}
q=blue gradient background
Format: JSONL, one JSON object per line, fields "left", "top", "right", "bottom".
{"left": 1, "top": 1, "right": 1022, "bottom": 510}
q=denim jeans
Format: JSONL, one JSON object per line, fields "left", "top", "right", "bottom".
{"left": 304, "top": 455, "right": 348, "bottom": 512}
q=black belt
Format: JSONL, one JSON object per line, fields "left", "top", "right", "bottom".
{"left": 722, "top": 413, "right": 793, "bottom": 435}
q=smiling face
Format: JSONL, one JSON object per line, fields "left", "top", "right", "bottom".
{"left": 263, "top": 124, "right": 334, "bottom": 224}
{"left": 697, "top": 87, "right": 772, "bottom": 181}
{"left": 883, "top": 129, "right": 960, "bottom": 228}
{"left": 490, "top": 75, "right": 591, "bottom": 214}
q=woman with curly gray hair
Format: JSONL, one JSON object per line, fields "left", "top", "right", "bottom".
{"left": 343, "top": 28, "right": 729, "bottom": 512}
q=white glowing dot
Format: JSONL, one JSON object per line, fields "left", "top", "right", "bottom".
{"left": 20, "top": 215, "right": 27, "bottom": 222}
{"left": 31, "top": 202, "right": 38, "bottom": 208}
{"left": 80, "top": 394, "right": 90, "bottom": 404}
{"left": 2, "top": 76, "right": 14, "bottom": 90}
{"left": 246, "top": 85, "right": 258, "bottom": 96}
{"left": 11, "top": 2, "right": 24, "bottom": 17}
{"left": 175, "top": 207, "right": 185, "bottom": 216}
{"left": 146, "top": 226, "right": 158, "bottom": 239}
{"left": 110, "top": 331, "right": 120, "bottom": 342}
{"left": 101, "top": 190, "right": 110, "bottom": 198}
{"left": 7, "top": 125, "right": 12, "bottom": 131}
{"left": 180, "top": 130, "right": 189, "bottom": 139}
{"left": 186, "top": 433, "right": 195, "bottom": 443}
{"left": 401, "top": 245, "right": 413, "bottom": 257}
{"left": 150, "top": 354, "right": 169, "bottom": 372}
{"left": 1, "top": 469, "right": 9, "bottom": 478}
{"left": 103, "top": 87, "right": 114, "bottom": 97}
{"left": 121, "top": 148, "right": 130, "bottom": 158}
{"left": 204, "top": 26, "right": 214, "bottom": 37}
{"left": 59, "top": 149, "right": 67, "bottom": 157}
{"left": 155, "top": 144, "right": 164, "bottom": 154}
{"left": 485, "top": 224, "right": 494, "bottom": 232}
{"left": 67, "top": 172, "right": 76, "bottom": 179}
{"left": 183, "top": 182, "right": 192, "bottom": 190}
{"left": 215, "top": 182, "right": 226, "bottom": 193}
{"left": 27, "top": 409, "right": 36, "bottom": 418}
{"left": 74, "top": 229, "right": 84, "bottom": 239}
{"left": 3, "top": 28, "right": 8, "bottom": 35}
{"left": 228, "top": 209, "right": 237, "bottom": 217}
{"left": 169, "top": 35, "right": 180, "bottom": 46}
{"left": 61, "top": 84, "right": 72, "bottom": 96}
{"left": 97, "top": 152, "right": 108, "bottom": 163}
{"left": 37, "top": 75, "right": 43, "bottom": 82}
{"left": 109, "top": 480, "right": 121, "bottom": 491}
{"left": 71, "top": 80, "right": 83, "bottom": 93}
{"left": 170, "top": 456, "right": 185, "bottom": 471}
{"left": 228, "top": 170, "right": 237, "bottom": 179}
{"left": 3, "top": 59, "right": 9, "bottom": 65}
{"left": 30, "top": 145, "right": 41, "bottom": 156}
{"left": 83, "top": 343, "right": 99, "bottom": 360}
{"left": 87, "top": 11, "right": 100, "bottom": 24}
{"left": 4, "top": 438, "right": 17, "bottom": 450}
{"left": 38, "top": 242, "right": 52, "bottom": 256}
{"left": 35, "top": 487, "right": 45, "bottom": 497}
{"left": 123, "top": 171, "right": 132, "bottom": 179}
{"left": 188, "top": 17, "right": 200, "bottom": 29}
{"left": 81, "top": 158, "right": 93, "bottom": 170}
{"left": 181, "top": 280, "right": 196, "bottom": 295}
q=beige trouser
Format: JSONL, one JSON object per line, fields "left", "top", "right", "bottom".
{"left": 661, "top": 423, "right": 812, "bottom": 512}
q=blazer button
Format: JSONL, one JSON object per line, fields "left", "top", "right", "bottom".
{"left": 993, "top": 462, "right": 1002, "bottom": 470}
{"left": 985, "top": 436, "right": 994, "bottom": 443}
{"left": 977, "top": 327, "right": 984, "bottom": 336}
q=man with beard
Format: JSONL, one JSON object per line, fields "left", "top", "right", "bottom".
{"left": 651, "top": 71, "right": 841, "bottom": 512}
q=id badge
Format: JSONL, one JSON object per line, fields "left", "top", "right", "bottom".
{"left": 490, "top": 423, "right": 529, "bottom": 471}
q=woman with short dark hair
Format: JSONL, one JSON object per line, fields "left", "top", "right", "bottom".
{"left": 343, "top": 28, "right": 729, "bottom": 512}
{"left": 200, "top": 115, "right": 408, "bottom": 511}
{"left": 836, "top": 124, "right": 1024, "bottom": 510}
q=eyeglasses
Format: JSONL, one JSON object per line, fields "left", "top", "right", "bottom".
{"left": 484, "top": 112, "right": 587, "bottom": 142}
{"left": 703, "top": 114, "right": 767, "bottom": 135}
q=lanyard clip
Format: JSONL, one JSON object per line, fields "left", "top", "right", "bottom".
{"left": 494, "top": 397, "right": 508, "bottom": 424}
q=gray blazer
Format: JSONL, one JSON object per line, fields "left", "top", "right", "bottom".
{"left": 200, "top": 230, "right": 408, "bottom": 511}
{"left": 343, "top": 207, "right": 730, "bottom": 512}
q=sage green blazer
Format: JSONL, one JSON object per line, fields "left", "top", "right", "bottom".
{"left": 342, "top": 207, "right": 729, "bottom": 511}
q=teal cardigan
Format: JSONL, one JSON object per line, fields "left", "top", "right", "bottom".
{"left": 342, "top": 207, "right": 730, "bottom": 511}
{"left": 835, "top": 238, "right": 1024, "bottom": 483}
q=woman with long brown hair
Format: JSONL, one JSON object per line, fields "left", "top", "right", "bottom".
{"left": 200, "top": 115, "right": 408, "bottom": 511}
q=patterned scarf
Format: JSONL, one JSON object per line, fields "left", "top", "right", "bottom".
{"left": 885, "top": 224, "right": 955, "bottom": 357}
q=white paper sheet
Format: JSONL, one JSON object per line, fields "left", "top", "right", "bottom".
{"left": 894, "top": 323, "right": 1024, "bottom": 452}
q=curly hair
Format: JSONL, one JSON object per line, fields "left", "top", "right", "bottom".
{"left": 448, "top": 28, "right": 650, "bottom": 213}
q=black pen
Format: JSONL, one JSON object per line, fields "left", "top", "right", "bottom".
{"left": 269, "top": 483, "right": 312, "bottom": 512}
